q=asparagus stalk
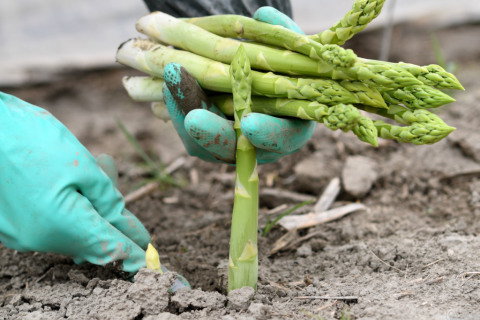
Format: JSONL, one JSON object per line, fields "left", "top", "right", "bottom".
{"left": 116, "top": 38, "right": 364, "bottom": 106}
{"left": 136, "top": 11, "right": 334, "bottom": 77}
{"left": 119, "top": 75, "right": 451, "bottom": 147}
{"left": 418, "top": 65, "right": 465, "bottom": 90}
{"left": 358, "top": 104, "right": 455, "bottom": 144}
{"left": 122, "top": 76, "right": 164, "bottom": 102}
{"left": 340, "top": 80, "right": 387, "bottom": 108}
{"left": 185, "top": 15, "right": 357, "bottom": 68}
{"left": 379, "top": 85, "right": 456, "bottom": 109}
{"left": 209, "top": 95, "right": 378, "bottom": 146}
{"left": 228, "top": 45, "right": 259, "bottom": 292}
{"left": 185, "top": 16, "right": 424, "bottom": 89}
{"left": 339, "top": 62, "right": 423, "bottom": 88}
{"left": 311, "top": 0, "right": 386, "bottom": 45}
{"left": 138, "top": 12, "right": 433, "bottom": 91}
{"left": 122, "top": 74, "right": 386, "bottom": 111}
{"left": 362, "top": 60, "right": 464, "bottom": 90}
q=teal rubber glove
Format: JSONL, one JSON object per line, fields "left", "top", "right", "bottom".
{"left": 163, "top": 7, "right": 316, "bottom": 165}
{"left": 0, "top": 92, "right": 150, "bottom": 273}
{"left": 253, "top": 6, "right": 305, "bottom": 35}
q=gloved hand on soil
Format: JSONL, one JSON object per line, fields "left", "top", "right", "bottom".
{"left": 162, "top": 6, "right": 316, "bottom": 165}
{"left": 0, "top": 92, "right": 150, "bottom": 273}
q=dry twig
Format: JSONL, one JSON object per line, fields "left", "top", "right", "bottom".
{"left": 421, "top": 258, "right": 446, "bottom": 270}
{"left": 313, "top": 177, "right": 341, "bottom": 212}
{"left": 296, "top": 296, "right": 358, "bottom": 302}
{"left": 278, "top": 203, "right": 366, "bottom": 230}
{"left": 461, "top": 272, "right": 480, "bottom": 281}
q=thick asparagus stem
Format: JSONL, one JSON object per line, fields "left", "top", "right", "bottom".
{"left": 116, "top": 38, "right": 364, "bottom": 106}
{"left": 136, "top": 11, "right": 333, "bottom": 77}
{"left": 311, "top": 0, "right": 386, "bottom": 45}
{"left": 185, "top": 15, "right": 357, "bottom": 68}
{"left": 184, "top": 16, "right": 425, "bottom": 89}
{"left": 122, "top": 76, "right": 164, "bottom": 102}
{"left": 228, "top": 45, "right": 259, "bottom": 292}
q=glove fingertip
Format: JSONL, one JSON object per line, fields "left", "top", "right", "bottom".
{"left": 253, "top": 6, "right": 305, "bottom": 35}
{"left": 163, "top": 63, "right": 183, "bottom": 88}
{"left": 184, "top": 109, "right": 236, "bottom": 163}
{"left": 241, "top": 113, "right": 316, "bottom": 153}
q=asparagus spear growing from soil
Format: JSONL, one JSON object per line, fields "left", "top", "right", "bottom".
{"left": 311, "top": 0, "right": 386, "bottom": 45}
{"left": 228, "top": 45, "right": 259, "bottom": 292}
{"left": 145, "top": 243, "right": 192, "bottom": 292}
{"left": 145, "top": 243, "right": 163, "bottom": 273}
{"left": 116, "top": 38, "right": 364, "bottom": 106}
{"left": 185, "top": 15, "right": 357, "bottom": 68}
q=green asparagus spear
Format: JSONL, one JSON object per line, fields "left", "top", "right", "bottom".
{"left": 417, "top": 65, "right": 465, "bottom": 90}
{"left": 380, "top": 85, "right": 456, "bottom": 109}
{"left": 340, "top": 80, "right": 387, "bottom": 108}
{"left": 121, "top": 73, "right": 386, "bottom": 111}
{"left": 136, "top": 11, "right": 334, "bottom": 77}
{"left": 358, "top": 104, "right": 455, "bottom": 144}
{"left": 119, "top": 75, "right": 379, "bottom": 143}
{"left": 185, "top": 15, "right": 357, "bottom": 68}
{"left": 228, "top": 45, "right": 259, "bottom": 292}
{"left": 184, "top": 14, "right": 424, "bottom": 89}
{"left": 340, "top": 62, "right": 423, "bottom": 88}
{"left": 121, "top": 74, "right": 385, "bottom": 109}
{"left": 311, "top": 0, "right": 386, "bottom": 45}
{"left": 119, "top": 74, "right": 451, "bottom": 147}
{"left": 362, "top": 60, "right": 464, "bottom": 90}
{"left": 116, "top": 38, "right": 362, "bottom": 105}
{"left": 209, "top": 95, "right": 378, "bottom": 146}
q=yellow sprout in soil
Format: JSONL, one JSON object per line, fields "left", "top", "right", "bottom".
{"left": 146, "top": 243, "right": 163, "bottom": 274}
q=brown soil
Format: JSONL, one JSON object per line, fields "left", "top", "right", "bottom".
{"left": 1, "top": 22, "right": 480, "bottom": 320}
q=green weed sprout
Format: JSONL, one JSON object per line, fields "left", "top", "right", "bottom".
{"left": 117, "top": 0, "right": 464, "bottom": 292}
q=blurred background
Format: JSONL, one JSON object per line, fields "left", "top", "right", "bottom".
{"left": 1, "top": 0, "right": 480, "bottom": 86}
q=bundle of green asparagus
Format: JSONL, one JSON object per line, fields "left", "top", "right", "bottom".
{"left": 117, "top": 0, "right": 462, "bottom": 147}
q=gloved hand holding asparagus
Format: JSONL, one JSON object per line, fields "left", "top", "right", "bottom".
{"left": 117, "top": 2, "right": 462, "bottom": 148}
{"left": 117, "top": 0, "right": 464, "bottom": 292}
